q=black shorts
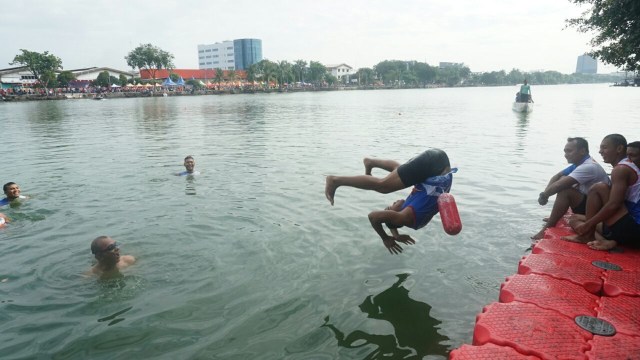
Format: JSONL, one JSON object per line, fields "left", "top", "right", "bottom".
{"left": 397, "top": 149, "right": 450, "bottom": 186}
{"left": 603, "top": 214, "right": 640, "bottom": 247}
{"left": 571, "top": 195, "right": 587, "bottom": 215}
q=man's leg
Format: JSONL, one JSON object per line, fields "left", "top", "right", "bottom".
{"left": 364, "top": 158, "right": 401, "bottom": 175}
{"left": 325, "top": 170, "right": 406, "bottom": 206}
{"left": 562, "top": 183, "right": 612, "bottom": 243}
{"left": 532, "top": 188, "right": 584, "bottom": 240}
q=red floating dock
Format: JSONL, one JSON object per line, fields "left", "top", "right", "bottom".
{"left": 449, "top": 218, "right": 640, "bottom": 359}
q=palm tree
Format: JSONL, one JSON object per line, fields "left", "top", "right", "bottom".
{"left": 214, "top": 68, "right": 224, "bottom": 87}
{"left": 293, "top": 59, "right": 307, "bottom": 83}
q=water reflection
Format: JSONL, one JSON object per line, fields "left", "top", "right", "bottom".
{"left": 185, "top": 175, "right": 197, "bottom": 195}
{"left": 135, "top": 98, "right": 176, "bottom": 135}
{"left": 323, "top": 274, "right": 449, "bottom": 359}
{"left": 514, "top": 111, "right": 530, "bottom": 153}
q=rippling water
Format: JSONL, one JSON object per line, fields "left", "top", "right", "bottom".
{"left": 1, "top": 84, "right": 638, "bottom": 359}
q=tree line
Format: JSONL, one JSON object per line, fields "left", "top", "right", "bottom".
{"left": 8, "top": 0, "right": 638, "bottom": 92}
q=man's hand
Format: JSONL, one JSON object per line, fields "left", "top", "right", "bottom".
{"left": 393, "top": 234, "right": 416, "bottom": 245}
{"left": 382, "top": 237, "right": 403, "bottom": 254}
{"left": 538, "top": 192, "right": 549, "bottom": 206}
{"left": 574, "top": 222, "right": 592, "bottom": 236}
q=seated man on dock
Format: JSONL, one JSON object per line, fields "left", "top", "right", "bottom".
{"left": 325, "top": 149, "right": 455, "bottom": 254}
{"left": 532, "top": 137, "right": 610, "bottom": 240}
{"left": 563, "top": 137, "right": 640, "bottom": 250}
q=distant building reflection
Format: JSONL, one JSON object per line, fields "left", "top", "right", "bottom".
{"left": 323, "top": 274, "right": 449, "bottom": 359}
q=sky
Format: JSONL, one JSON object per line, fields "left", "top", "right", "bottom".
{"left": 0, "top": 0, "right": 621, "bottom": 74}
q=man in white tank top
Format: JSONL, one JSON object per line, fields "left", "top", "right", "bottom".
{"left": 563, "top": 135, "right": 640, "bottom": 250}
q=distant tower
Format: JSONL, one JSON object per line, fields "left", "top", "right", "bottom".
{"left": 576, "top": 54, "right": 597, "bottom": 74}
{"left": 197, "top": 38, "right": 262, "bottom": 70}
{"left": 233, "top": 39, "right": 262, "bottom": 70}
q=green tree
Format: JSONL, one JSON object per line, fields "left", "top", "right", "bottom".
{"left": 293, "top": 60, "right": 308, "bottom": 83}
{"left": 125, "top": 43, "right": 175, "bottom": 81}
{"left": 57, "top": 71, "right": 76, "bottom": 87}
{"left": 414, "top": 63, "right": 436, "bottom": 87}
{"left": 355, "top": 67, "right": 375, "bottom": 85}
{"left": 567, "top": 0, "right": 640, "bottom": 71}
{"left": 169, "top": 73, "right": 179, "bottom": 82}
{"left": 186, "top": 79, "right": 204, "bottom": 89}
{"left": 214, "top": 68, "right": 224, "bottom": 85}
{"left": 10, "top": 49, "right": 63, "bottom": 91}
{"left": 118, "top": 74, "right": 128, "bottom": 86}
{"left": 246, "top": 66, "right": 256, "bottom": 83}
{"left": 277, "top": 60, "right": 294, "bottom": 88}
{"left": 308, "top": 61, "right": 327, "bottom": 85}
{"left": 94, "top": 71, "right": 111, "bottom": 87}
{"left": 227, "top": 70, "right": 237, "bottom": 83}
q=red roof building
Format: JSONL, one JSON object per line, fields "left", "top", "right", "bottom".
{"left": 139, "top": 69, "right": 246, "bottom": 80}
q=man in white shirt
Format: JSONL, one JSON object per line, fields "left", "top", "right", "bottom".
{"left": 532, "top": 137, "right": 610, "bottom": 239}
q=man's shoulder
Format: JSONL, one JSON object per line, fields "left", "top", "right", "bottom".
{"left": 576, "top": 159, "right": 606, "bottom": 172}
{"left": 121, "top": 255, "right": 136, "bottom": 265}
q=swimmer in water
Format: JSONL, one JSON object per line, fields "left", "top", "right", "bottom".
{"left": 88, "top": 236, "right": 136, "bottom": 277}
{"left": 176, "top": 155, "right": 200, "bottom": 176}
{"left": 0, "top": 182, "right": 27, "bottom": 206}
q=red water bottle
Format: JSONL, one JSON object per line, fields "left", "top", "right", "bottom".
{"left": 438, "top": 193, "right": 462, "bottom": 235}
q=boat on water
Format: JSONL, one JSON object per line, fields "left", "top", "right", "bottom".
{"left": 512, "top": 101, "right": 533, "bottom": 113}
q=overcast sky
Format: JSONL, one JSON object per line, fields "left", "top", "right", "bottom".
{"left": 0, "top": 0, "right": 620, "bottom": 74}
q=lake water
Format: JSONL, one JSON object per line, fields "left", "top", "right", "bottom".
{"left": 1, "top": 84, "right": 638, "bottom": 359}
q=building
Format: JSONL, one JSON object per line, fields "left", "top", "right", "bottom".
{"left": 325, "top": 63, "right": 354, "bottom": 82}
{"left": 198, "top": 38, "right": 262, "bottom": 71}
{"left": 139, "top": 69, "right": 246, "bottom": 82}
{"left": 0, "top": 66, "right": 40, "bottom": 88}
{"left": 0, "top": 66, "right": 135, "bottom": 89}
{"left": 68, "top": 67, "right": 136, "bottom": 81}
{"left": 576, "top": 54, "right": 597, "bottom": 74}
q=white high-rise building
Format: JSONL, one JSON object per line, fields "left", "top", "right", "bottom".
{"left": 198, "top": 41, "right": 236, "bottom": 70}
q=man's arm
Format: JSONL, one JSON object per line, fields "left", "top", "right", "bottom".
{"left": 539, "top": 172, "right": 578, "bottom": 204}
{"left": 368, "top": 209, "right": 414, "bottom": 254}
{"left": 577, "top": 167, "right": 630, "bottom": 233}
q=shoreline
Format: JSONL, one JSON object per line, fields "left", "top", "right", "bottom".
{"left": 0, "top": 86, "right": 395, "bottom": 102}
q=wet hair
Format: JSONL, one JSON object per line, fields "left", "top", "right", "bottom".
{"left": 3, "top": 182, "right": 16, "bottom": 194}
{"left": 567, "top": 137, "right": 589, "bottom": 154}
{"left": 628, "top": 141, "right": 640, "bottom": 149}
{"left": 184, "top": 155, "right": 194, "bottom": 161}
{"left": 603, "top": 134, "right": 627, "bottom": 152}
{"left": 91, "top": 235, "right": 110, "bottom": 255}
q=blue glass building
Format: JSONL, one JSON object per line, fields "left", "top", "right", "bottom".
{"left": 233, "top": 39, "right": 263, "bottom": 70}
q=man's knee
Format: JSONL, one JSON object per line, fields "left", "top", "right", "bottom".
{"left": 589, "top": 182, "right": 609, "bottom": 196}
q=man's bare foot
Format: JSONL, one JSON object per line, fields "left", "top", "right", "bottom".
{"left": 531, "top": 228, "right": 547, "bottom": 240}
{"left": 325, "top": 176, "right": 337, "bottom": 206}
{"left": 363, "top": 158, "right": 373, "bottom": 175}
{"left": 587, "top": 239, "right": 617, "bottom": 251}
{"left": 560, "top": 234, "right": 592, "bottom": 244}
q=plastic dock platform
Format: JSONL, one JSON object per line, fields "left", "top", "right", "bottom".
{"left": 450, "top": 216, "right": 640, "bottom": 360}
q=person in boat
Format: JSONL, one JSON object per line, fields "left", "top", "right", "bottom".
{"left": 519, "top": 80, "right": 532, "bottom": 103}
{"left": 176, "top": 155, "right": 200, "bottom": 176}
{"left": 325, "top": 149, "right": 455, "bottom": 254}
{"left": 88, "top": 236, "right": 136, "bottom": 277}
{"left": 515, "top": 92, "right": 521, "bottom": 102}
{"left": 562, "top": 136, "right": 639, "bottom": 250}
{"left": 532, "top": 137, "right": 610, "bottom": 240}
{"left": 1, "top": 182, "right": 28, "bottom": 206}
